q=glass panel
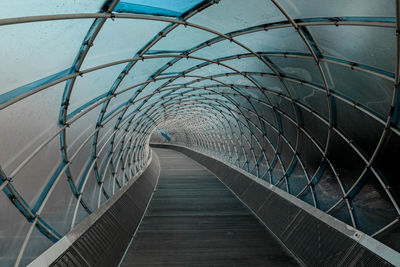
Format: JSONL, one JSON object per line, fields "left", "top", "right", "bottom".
{"left": 66, "top": 106, "right": 102, "bottom": 187}
{"left": 190, "top": 63, "right": 241, "bottom": 77}
{"left": 269, "top": 56, "right": 324, "bottom": 86}
{"left": 281, "top": 114, "right": 297, "bottom": 147}
{"left": 167, "top": 58, "right": 205, "bottom": 73}
{"left": 66, "top": 105, "right": 102, "bottom": 157}
{"left": 271, "top": 159, "right": 284, "bottom": 185}
{"left": 0, "top": 193, "right": 31, "bottom": 266}
{"left": 313, "top": 163, "right": 343, "bottom": 212}
{"left": 213, "top": 76, "right": 255, "bottom": 86}
{"left": 188, "top": 0, "right": 286, "bottom": 33}
{"left": 40, "top": 173, "right": 77, "bottom": 236}
{"left": 329, "top": 200, "right": 353, "bottom": 226}
{"left": 102, "top": 166, "right": 114, "bottom": 194}
{"left": 299, "top": 186, "right": 314, "bottom": 206}
{"left": 0, "top": 82, "right": 64, "bottom": 174}
{"left": 328, "top": 131, "right": 366, "bottom": 191}
{"left": 115, "top": 0, "right": 204, "bottom": 16}
{"left": 287, "top": 160, "right": 308, "bottom": 195}
{"left": 105, "top": 92, "right": 131, "bottom": 119}
{"left": 20, "top": 227, "right": 53, "bottom": 267}
{"left": 136, "top": 80, "right": 171, "bottom": 100}
{"left": 309, "top": 26, "right": 396, "bottom": 73}
{"left": 301, "top": 106, "right": 329, "bottom": 147}
{"left": 68, "top": 64, "right": 126, "bottom": 112}
{"left": 287, "top": 80, "right": 329, "bottom": 119}
{"left": 322, "top": 61, "right": 392, "bottom": 117}
{"left": 375, "top": 130, "right": 400, "bottom": 207}
{"left": 252, "top": 75, "right": 286, "bottom": 94}
{"left": 82, "top": 19, "right": 168, "bottom": 69}
{"left": 190, "top": 79, "right": 222, "bottom": 88}
{"left": 169, "top": 76, "right": 201, "bottom": 85}
{"left": 73, "top": 200, "right": 90, "bottom": 228}
{"left": 117, "top": 58, "right": 175, "bottom": 92}
{"left": 351, "top": 170, "right": 398, "bottom": 235}
{"left": 97, "top": 116, "right": 119, "bottom": 152}
{"left": 191, "top": 39, "right": 248, "bottom": 60}
{"left": 235, "top": 27, "right": 309, "bottom": 53}
{"left": 223, "top": 57, "right": 272, "bottom": 73}
{"left": 299, "top": 131, "right": 323, "bottom": 176}
{"left": 278, "top": 0, "right": 395, "bottom": 18}
{"left": 279, "top": 138, "right": 294, "bottom": 170}
{"left": 119, "top": 102, "right": 143, "bottom": 123}
{"left": 0, "top": 0, "right": 104, "bottom": 19}
{"left": 0, "top": 20, "right": 94, "bottom": 94}
{"left": 81, "top": 169, "right": 100, "bottom": 211}
{"left": 269, "top": 93, "right": 296, "bottom": 119}
{"left": 152, "top": 25, "right": 216, "bottom": 51}
{"left": 335, "top": 98, "right": 384, "bottom": 157}
{"left": 12, "top": 136, "right": 62, "bottom": 206}
{"left": 252, "top": 101, "right": 276, "bottom": 128}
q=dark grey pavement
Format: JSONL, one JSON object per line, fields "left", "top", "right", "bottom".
{"left": 120, "top": 148, "right": 299, "bottom": 266}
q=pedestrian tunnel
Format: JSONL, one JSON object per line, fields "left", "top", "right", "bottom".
{"left": 0, "top": 0, "right": 400, "bottom": 266}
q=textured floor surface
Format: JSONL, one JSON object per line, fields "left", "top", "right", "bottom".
{"left": 120, "top": 148, "right": 299, "bottom": 266}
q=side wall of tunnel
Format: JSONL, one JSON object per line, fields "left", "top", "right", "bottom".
{"left": 150, "top": 143, "right": 399, "bottom": 266}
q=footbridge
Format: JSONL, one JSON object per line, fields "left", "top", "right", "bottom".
{"left": 0, "top": 0, "right": 400, "bottom": 266}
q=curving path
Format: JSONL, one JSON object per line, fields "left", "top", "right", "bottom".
{"left": 120, "top": 148, "right": 299, "bottom": 266}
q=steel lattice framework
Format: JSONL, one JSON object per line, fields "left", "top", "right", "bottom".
{"left": 0, "top": 0, "right": 399, "bottom": 265}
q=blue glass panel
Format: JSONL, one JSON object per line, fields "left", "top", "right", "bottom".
{"left": 114, "top": 0, "right": 205, "bottom": 17}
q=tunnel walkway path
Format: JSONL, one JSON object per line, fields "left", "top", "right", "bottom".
{"left": 120, "top": 148, "right": 299, "bottom": 266}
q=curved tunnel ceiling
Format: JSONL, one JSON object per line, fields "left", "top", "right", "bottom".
{"left": 0, "top": 0, "right": 400, "bottom": 264}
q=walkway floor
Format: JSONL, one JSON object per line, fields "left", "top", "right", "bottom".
{"left": 120, "top": 148, "right": 299, "bottom": 266}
